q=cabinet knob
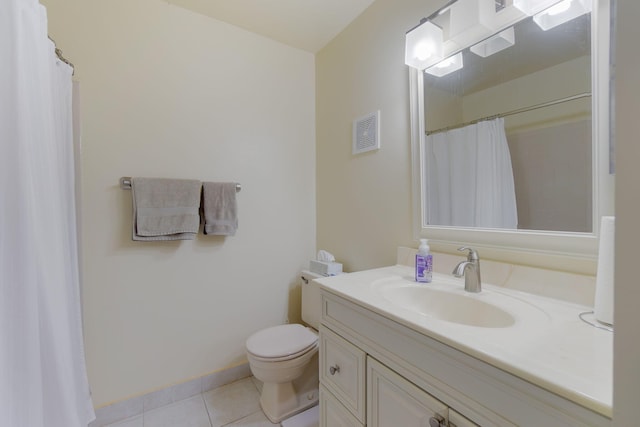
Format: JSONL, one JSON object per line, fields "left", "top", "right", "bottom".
{"left": 429, "top": 414, "right": 446, "bottom": 427}
{"left": 329, "top": 365, "right": 340, "bottom": 375}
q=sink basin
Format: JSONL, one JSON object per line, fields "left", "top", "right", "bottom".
{"left": 369, "top": 276, "right": 549, "bottom": 329}
{"left": 378, "top": 286, "right": 515, "bottom": 328}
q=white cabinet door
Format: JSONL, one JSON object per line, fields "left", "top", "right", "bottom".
{"left": 449, "top": 409, "right": 480, "bottom": 427}
{"left": 367, "top": 357, "right": 448, "bottom": 427}
{"left": 319, "top": 386, "right": 364, "bottom": 427}
{"left": 320, "top": 326, "right": 366, "bottom": 422}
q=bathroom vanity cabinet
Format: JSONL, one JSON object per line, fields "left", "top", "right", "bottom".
{"left": 318, "top": 287, "right": 611, "bottom": 427}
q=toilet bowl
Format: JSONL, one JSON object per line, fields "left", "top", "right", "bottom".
{"left": 245, "top": 271, "right": 323, "bottom": 424}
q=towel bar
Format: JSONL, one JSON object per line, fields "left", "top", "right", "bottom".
{"left": 119, "top": 177, "right": 241, "bottom": 192}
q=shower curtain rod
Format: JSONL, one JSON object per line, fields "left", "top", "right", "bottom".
{"left": 426, "top": 92, "right": 592, "bottom": 136}
{"left": 48, "top": 36, "right": 75, "bottom": 74}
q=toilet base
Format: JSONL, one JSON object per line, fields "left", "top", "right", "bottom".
{"left": 258, "top": 354, "right": 319, "bottom": 423}
{"left": 260, "top": 382, "right": 318, "bottom": 424}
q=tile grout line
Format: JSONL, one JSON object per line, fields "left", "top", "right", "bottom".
{"left": 202, "top": 392, "right": 215, "bottom": 427}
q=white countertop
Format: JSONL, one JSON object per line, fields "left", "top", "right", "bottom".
{"left": 317, "top": 265, "right": 613, "bottom": 418}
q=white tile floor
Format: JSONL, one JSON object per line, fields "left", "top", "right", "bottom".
{"left": 104, "top": 377, "right": 280, "bottom": 427}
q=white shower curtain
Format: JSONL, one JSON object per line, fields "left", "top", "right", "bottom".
{"left": 0, "top": 1, "right": 95, "bottom": 426}
{"left": 425, "top": 118, "right": 518, "bottom": 229}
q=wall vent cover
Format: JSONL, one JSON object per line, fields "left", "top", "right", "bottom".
{"left": 352, "top": 110, "right": 380, "bottom": 155}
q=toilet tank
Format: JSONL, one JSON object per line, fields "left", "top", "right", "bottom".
{"left": 301, "top": 270, "right": 323, "bottom": 330}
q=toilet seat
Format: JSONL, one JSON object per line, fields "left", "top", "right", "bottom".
{"left": 248, "top": 341, "right": 318, "bottom": 362}
{"left": 246, "top": 324, "right": 318, "bottom": 361}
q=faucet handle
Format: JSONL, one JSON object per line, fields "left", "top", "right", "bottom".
{"left": 457, "top": 246, "right": 479, "bottom": 262}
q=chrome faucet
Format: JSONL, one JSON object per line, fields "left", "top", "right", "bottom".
{"left": 452, "top": 247, "right": 481, "bottom": 293}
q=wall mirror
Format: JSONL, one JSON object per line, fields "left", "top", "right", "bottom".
{"left": 409, "top": 0, "right": 614, "bottom": 263}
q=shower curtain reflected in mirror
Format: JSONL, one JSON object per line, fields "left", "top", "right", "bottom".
{"left": 0, "top": 0, "right": 94, "bottom": 426}
{"left": 425, "top": 118, "right": 518, "bottom": 229}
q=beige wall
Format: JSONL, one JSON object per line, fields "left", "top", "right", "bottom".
{"left": 316, "top": 0, "right": 446, "bottom": 272}
{"left": 425, "top": 56, "right": 591, "bottom": 133}
{"left": 508, "top": 120, "right": 592, "bottom": 232}
{"left": 315, "top": 1, "right": 592, "bottom": 272}
{"left": 43, "top": 0, "right": 316, "bottom": 407}
{"left": 613, "top": 1, "right": 640, "bottom": 424}
{"left": 424, "top": 86, "right": 464, "bottom": 132}
{"left": 462, "top": 56, "right": 591, "bottom": 129}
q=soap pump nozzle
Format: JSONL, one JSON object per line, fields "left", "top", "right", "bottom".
{"left": 418, "top": 239, "right": 430, "bottom": 254}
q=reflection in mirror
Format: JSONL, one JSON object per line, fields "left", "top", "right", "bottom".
{"left": 423, "top": 8, "right": 592, "bottom": 233}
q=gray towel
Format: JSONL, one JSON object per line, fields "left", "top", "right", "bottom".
{"left": 131, "top": 177, "right": 202, "bottom": 241}
{"left": 202, "top": 182, "right": 238, "bottom": 236}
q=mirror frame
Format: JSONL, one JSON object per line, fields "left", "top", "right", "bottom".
{"left": 409, "top": 0, "right": 614, "bottom": 272}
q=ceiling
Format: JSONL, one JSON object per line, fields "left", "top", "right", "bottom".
{"left": 165, "top": 0, "right": 376, "bottom": 53}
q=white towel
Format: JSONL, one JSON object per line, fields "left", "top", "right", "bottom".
{"left": 131, "top": 177, "right": 202, "bottom": 241}
{"left": 202, "top": 182, "right": 238, "bottom": 236}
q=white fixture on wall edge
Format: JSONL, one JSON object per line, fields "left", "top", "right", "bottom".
{"left": 425, "top": 52, "right": 464, "bottom": 77}
{"left": 470, "top": 27, "right": 515, "bottom": 57}
{"left": 405, "top": 20, "right": 444, "bottom": 70}
{"left": 352, "top": 111, "right": 380, "bottom": 155}
{"left": 533, "top": 0, "right": 592, "bottom": 31}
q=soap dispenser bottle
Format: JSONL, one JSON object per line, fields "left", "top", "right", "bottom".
{"left": 415, "top": 239, "right": 433, "bottom": 283}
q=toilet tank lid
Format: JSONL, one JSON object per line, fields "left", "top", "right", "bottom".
{"left": 246, "top": 324, "right": 317, "bottom": 359}
{"left": 301, "top": 270, "right": 324, "bottom": 280}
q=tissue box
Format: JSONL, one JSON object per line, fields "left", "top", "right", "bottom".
{"left": 309, "top": 260, "right": 343, "bottom": 276}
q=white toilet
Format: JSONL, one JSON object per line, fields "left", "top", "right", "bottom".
{"left": 245, "top": 271, "right": 323, "bottom": 424}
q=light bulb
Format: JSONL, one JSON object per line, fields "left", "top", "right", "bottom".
{"left": 435, "top": 57, "right": 456, "bottom": 68}
{"left": 425, "top": 52, "right": 464, "bottom": 77}
{"left": 415, "top": 42, "right": 433, "bottom": 61}
{"left": 405, "top": 20, "right": 444, "bottom": 70}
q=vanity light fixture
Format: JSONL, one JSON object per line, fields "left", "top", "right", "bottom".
{"left": 513, "top": 0, "right": 564, "bottom": 15}
{"left": 425, "top": 52, "right": 464, "bottom": 77}
{"left": 449, "top": 0, "right": 498, "bottom": 49}
{"left": 533, "top": 0, "right": 592, "bottom": 31}
{"left": 470, "top": 27, "right": 515, "bottom": 57}
{"left": 405, "top": 19, "right": 444, "bottom": 70}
